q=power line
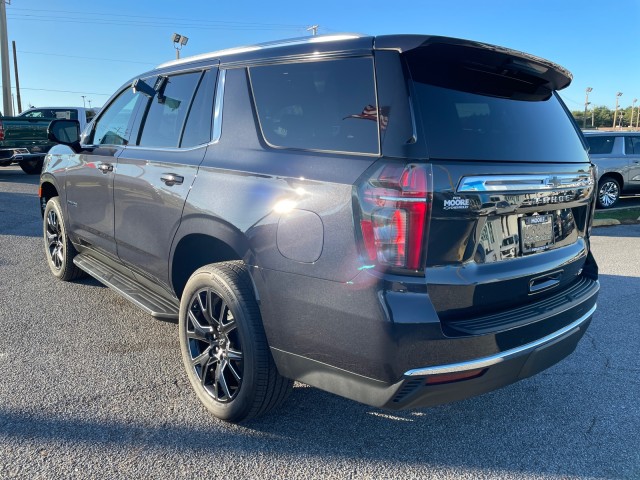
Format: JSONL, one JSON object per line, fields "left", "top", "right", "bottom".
{"left": 1, "top": 85, "right": 112, "bottom": 96}
{"left": 17, "top": 50, "right": 155, "bottom": 66}
{"left": 7, "top": 13, "right": 308, "bottom": 31}
{"left": 7, "top": 7, "right": 308, "bottom": 28}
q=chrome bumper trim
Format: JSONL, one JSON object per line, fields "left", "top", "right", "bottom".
{"left": 404, "top": 303, "right": 596, "bottom": 377}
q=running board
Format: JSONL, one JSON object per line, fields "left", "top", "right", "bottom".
{"left": 73, "top": 254, "right": 180, "bottom": 320}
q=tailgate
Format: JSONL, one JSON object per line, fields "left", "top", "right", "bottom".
{"left": 425, "top": 161, "right": 595, "bottom": 320}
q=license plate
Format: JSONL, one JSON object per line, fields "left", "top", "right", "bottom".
{"left": 520, "top": 214, "right": 554, "bottom": 254}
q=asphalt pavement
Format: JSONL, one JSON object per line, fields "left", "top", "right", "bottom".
{"left": 1, "top": 165, "right": 639, "bottom": 479}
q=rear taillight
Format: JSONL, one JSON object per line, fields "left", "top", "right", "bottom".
{"left": 0, "top": 120, "right": 4, "bottom": 141}
{"left": 355, "top": 162, "right": 433, "bottom": 272}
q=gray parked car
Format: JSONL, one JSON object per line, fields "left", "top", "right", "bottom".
{"left": 40, "top": 34, "right": 599, "bottom": 423}
{"left": 582, "top": 131, "right": 640, "bottom": 208}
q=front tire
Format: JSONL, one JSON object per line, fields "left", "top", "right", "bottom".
{"left": 43, "top": 197, "right": 85, "bottom": 281}
{"left": 597, "top": 177, "right": 621, "bottom": 209}
{"left": 20, "top": 158, "right": 44, "bottom": 175}
{"left": 178, "top": 261, "right": 292, "bottom": 423}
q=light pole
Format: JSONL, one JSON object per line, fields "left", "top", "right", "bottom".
{"left": 172, "top": 33, "right": 188, "bottom": 60}
{"left": 583, "top": 87, "right": 592, "bottom": 129}
{"left": 631, "top": 98, "right": 638, "bottom": 130}
{"left": 306, "top": 25, "right": 319, "bottom": 36}
{"left": 613, "top": 92, "right": 623, "bottom": 128}
{"left": 81, "top": 95, "right": 86, "bottom": 108}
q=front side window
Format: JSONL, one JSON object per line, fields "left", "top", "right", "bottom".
{"left": 585, "top": 136, "right": 615, "bottom": 155}
{"left": 249, "top": 57, "right": 379, "bottom": 154}
{"left": 137, "top": 72, "right": 202, "bottom": 148}
{"left": 91, "top": 88, "right": 142, "bottom": 145}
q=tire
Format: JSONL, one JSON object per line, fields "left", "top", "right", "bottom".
{"left": 178, "top": 261, "right": 293, "bottom": 423}
{"left": 597, "top": 177, "right": 621, "bottom": 209}
{"left": 20, "top": 158, "right": 44, "bottom": 175}
{"left": 43, "top": 197, "right": 85, "bottom": 281}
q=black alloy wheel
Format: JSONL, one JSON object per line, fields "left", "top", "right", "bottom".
{"left": 179, "top": 262, "right": 293, "bottom": 423}
{"left": 186, "top": 288, "right": 244, "bottom": 402}
{"left": 46, "top": 208, "right": 64, "bottom": 270}
{"left": 42, "top": 197, "right": 84, "bottom": 281}
{"left": 597, "top": 177, "right": 620, "bottom": 209}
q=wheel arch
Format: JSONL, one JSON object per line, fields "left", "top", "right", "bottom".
{"left": 599, "top": 172, "right": 624, "bottom": 190}
{"left": 39, "top": 178, "right": 60, "bottom": 217}
{"left": 170, "top": 217, "right": 257, "bottom": 301}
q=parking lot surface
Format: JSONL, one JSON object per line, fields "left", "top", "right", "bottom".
{"left": 1, "top": 166, "right": 639, "bottom": 479}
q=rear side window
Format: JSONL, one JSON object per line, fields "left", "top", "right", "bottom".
{"left": 22, "top": 108, "right": 79, "bottom": 120}
{"left": 624, "top": 136, "right": 640, "bottom": 154}
{"left": 181, "top": 69, "right": 216, "bottom": 148}
{"left": 405, "top": 48, "right": 588, "bottom": 162}
{"left": 249, "top": 57, "right": 379, "bottom": 154}
{"left": 585, "top": 136, "right": 615, "bottom": 154}
{"left": 138, "top": 72, "right": 202, "bottom": 148}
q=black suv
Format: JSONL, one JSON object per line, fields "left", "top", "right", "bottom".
{"left": 40, "top": 34, "right": 599, "bottom": 423}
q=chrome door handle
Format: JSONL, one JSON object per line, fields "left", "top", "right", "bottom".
{"left": 161, "top": 173, "right": 184, "bottom": 186}
{"left": 98, "top": 163, "right": 113, "bottom": 173}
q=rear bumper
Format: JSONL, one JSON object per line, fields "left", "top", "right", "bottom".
{"left": 386, "top": 303, "right": 594, "bottom": 409}
{"left": 271, "top": 303, "right": 594, "bottom": 410}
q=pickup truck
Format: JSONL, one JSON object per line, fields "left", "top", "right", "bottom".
{"left": 0, "top": 107, "right": 96, "bottom": 174}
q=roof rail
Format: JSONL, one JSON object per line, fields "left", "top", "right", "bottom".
{"left": 156, "top": 33, "right": 365, "bottom": 69}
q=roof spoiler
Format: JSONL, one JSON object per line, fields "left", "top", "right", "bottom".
{"left": 374, "top": 35, "right": 572, "bottom": 92}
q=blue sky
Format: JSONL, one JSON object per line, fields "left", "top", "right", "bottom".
{"left": 3, "top": 0, "right": 639, "bottom": 112}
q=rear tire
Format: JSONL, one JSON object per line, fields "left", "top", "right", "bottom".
{"left": 178, "top": 261, "right": 293, "bottom": 423}
{"left": 597, "top": 177, "right": 620, "bottom": 209}
{"left": 43, "top": 197, "right": 85, "bottom": 281}
{"left": 20, "top": 158, "right": 44, "bottom": 175}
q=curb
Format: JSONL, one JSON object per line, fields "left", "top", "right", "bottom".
{"left": 593, "top": 218, "right": 621, "bottom": 227}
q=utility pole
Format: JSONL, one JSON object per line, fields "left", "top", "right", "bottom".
{"left": 0, "top": 0, "right": 13, "bottom": 116}
{"left": 306, "top": 25, "right": 319, "bottom": 36}
{"left": 11, "top": 40, "right": 21, "bottom": 113}
{"left": 583, "top": 87, "right": 592, "bottom": 129}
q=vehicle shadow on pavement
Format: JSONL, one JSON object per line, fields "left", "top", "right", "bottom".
{"left": 0, "top": 274, "right": 637, "bottom": 478}
{"left": 0, "top": 170, "right": 40, "bottom": 186}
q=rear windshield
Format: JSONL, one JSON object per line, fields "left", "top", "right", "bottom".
{"left": 584, "top": 136, "right": 615, "bottom": 154}
{"left": 405, "top": 52, "right": 588, "bottom": 162}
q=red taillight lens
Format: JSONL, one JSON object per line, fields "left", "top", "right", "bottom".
{"left": 357, "top": 162, "right": 432, "bottom": 272}
{"left": 0, "top": 120, "right": 4, "bottom": 141}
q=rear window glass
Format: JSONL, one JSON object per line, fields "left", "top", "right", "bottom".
{"left": 249, "top": 57, "right": 379, "bottom": 154}
{"left": 137, "top": 72, "right": 202, "bottom": 148}
{"left": 585, "top": 136, "right": 615, "bottom": 154}
{"left": 406, "top": 52, "right": 588, "bottom": 162}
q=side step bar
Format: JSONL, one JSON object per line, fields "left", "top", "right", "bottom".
{"left": 74, "top": 254, "right": 180, "bottom": 320}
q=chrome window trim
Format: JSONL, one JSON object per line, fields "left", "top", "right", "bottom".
{"left": 212, "top": 69, "right": 226, "bottom": 144}
{"left": 404, "top": 303, "right": 596, "bottom": 377}
{"left": 457, "top": 173, "right": 594, "bottom": 193}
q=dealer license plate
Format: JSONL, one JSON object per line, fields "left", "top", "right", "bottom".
{"left": 520, "top": 214, "right": 554, "bottom": 254}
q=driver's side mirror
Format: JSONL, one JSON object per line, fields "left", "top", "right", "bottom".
{"left": 47, "top": 119, "right": 81, "bottom": 152}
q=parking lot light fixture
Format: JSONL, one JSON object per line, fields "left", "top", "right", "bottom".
{"left": 172, "top": 33, "right": 189, "bottom": 60}
{"left": 631, "top": 98, "right": 638, "bottom": 130}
